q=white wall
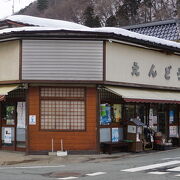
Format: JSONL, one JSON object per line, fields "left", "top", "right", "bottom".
{"left": 106, "top": 42, "right": 180, "bottom": 88}
{"left": 0, "top": 40, "right": 19, "bottom": 81}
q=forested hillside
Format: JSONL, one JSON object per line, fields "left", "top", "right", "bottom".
{"left": 18, "top": 0, "right": 180, "bottom": 27}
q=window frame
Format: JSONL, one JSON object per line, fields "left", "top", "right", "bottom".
{"left": 39, "top": 87, "right": 86, "bottom": 132}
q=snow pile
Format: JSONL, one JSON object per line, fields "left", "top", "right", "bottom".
{"left": 7, "top": 15, "right": 90, "bottom": 30}
{"left": 0, "top": 15, "right": 180, "bottom": 50}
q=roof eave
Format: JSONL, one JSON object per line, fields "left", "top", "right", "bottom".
{"left": 0, "top": 29, "right": 179, "bottom": 54}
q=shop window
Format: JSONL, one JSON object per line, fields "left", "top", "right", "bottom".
{"left": 40, "top": 87, "right": 85, "bottom": 131}
{"left": 169, "top": 105, "right": 178, "bottom": 124}
{"left": 136, "top": 104, "right": 147, "bottom": 124}
{"left": 100, "top": 103, "right": 122, "bottom": 125}
{"left": 124, "top": 104, "right": 135, "bottom": 121}
{"left": 112, "top": 104, "right": 122, "bottom": 123}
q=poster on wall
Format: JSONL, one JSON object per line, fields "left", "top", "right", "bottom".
{"left": 4, "top": 128, "right": 12, "bottom": 144}
{"left": 169, "top": 111, "right": 174, "bottom": 124}
{"left": 6, "top": 106, "right": 15, "bottom": 125}
{"left": 29, "top": 115, "right": 36, "bottom": 125}
{"left": 149, "top": 108, "right": 154, "bottom": 127}
{"left": 153, "top": 116, "right": 157, "bottom": 124}
{"left": 17, "top": 102, "right": 26, "bottom": 128}
{"left": 113, "top": 104, "right": 122, "bottom": 122}
{"left": 112, "top": 128, "right": 119, "bottom": 142}
{"left": 100, "top": 104, "right": 111, "bottom": 125}
{"left": 169, "top": 126, "right": 178, "bottom": 137}
{"left": 149, "top": 109, "right": 153, "bottom": 119}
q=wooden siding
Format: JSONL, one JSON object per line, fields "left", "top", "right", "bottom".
{"left": 28, "top": 86, "right": 98, "bottom": 152}
{"left": 22, "top": 40, "right": 103, "bottom": 81}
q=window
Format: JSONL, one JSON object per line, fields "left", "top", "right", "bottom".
{"left": 40, "top": 87, "right": 85, "bottom": 130}
{"left": 136, "top": 104, "right": 147, "bottom": 124}
{"left": 124, "top": 104, "right": 135, "bottom": 120}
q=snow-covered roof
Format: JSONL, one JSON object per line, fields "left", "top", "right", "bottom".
{"left": 93, "top": 27, "right": 180, "bottom": 49}
{"left": 6, "top": 15, "right": 90, "bottom": 30}
{"left": 122, "top": 19, "right": 180, "bottom": 41}
{"left": 0, "top": 15, "right": 180, "bottom": 52}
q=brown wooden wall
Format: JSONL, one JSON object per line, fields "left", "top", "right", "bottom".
{"left": 28, "top": 86, "right": 98, "bottom": 153}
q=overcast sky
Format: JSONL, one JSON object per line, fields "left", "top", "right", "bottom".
{"left": 0, "top": 0, "right": 36, "bottom": 19}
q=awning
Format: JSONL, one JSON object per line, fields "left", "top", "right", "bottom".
{"left": 0, "top": 85, "right": 18, "bottom": 95}
{"left": 105, "top": 86, "right": 180, "bottom": 104}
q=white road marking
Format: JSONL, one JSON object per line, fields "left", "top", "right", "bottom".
{"left": 58, "top": 177, "right": 78, "bottom": 180}
{"left": 86, "top": 172, "right": 107, "bottom": 176}
{"left": 121, "top": 161, "right": 180, "bottom": 172}
{"left": 162, "top": 157, "right": 180, "bottom": 160}
{"left": 175, "top": 174, "right": 180, "bottom": 177}
{"left": 0, "top": 165, "right": 65, "bottom": 170}
{"left": 148, "top": 171, "right": 169, "bottom": 175}
{"left": 167, "top": 166, "right": 180, "bottom": 172}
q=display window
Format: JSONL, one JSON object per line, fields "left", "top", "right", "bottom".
{"left": 124, "top": 104, "right": 135, "bottom": 121}
{"left": 100, "top": 103, "right": 123, "bottom": 125}
{"left": 135, "top": 104, "right": 147, "bottom": 124}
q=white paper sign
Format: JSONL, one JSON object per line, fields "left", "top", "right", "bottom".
{"left": 128, "top": 125, "right": 136, "bottom": 133}
{"left": 29, "top": 115, "right": 36, "bottom": 125}
{"left": 136, "top": 133, "right": 140, "bottom": 142}
{"left": 169, "top": 126, "right": 178, "bottom": 137}
{"left": 4, "top": 128, "right": 12, "bottom": 144}
{"left": 17, "top": 102, "right": 26, "bottom": 128}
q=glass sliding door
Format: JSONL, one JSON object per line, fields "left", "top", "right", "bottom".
{"left": 1, "top": 104, "right": 16, "bottom": 150}
{"left": 1, "top": 102, "right": 26, "bottom": 151}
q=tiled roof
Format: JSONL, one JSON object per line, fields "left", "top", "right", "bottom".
{"left": 123, "top": 19, "right": 180, "bottom": 41}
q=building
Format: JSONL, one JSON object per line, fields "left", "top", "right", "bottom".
{"left": 123, "top": 19, "right": 180, "bottom": 42}
{"left": 0, "top": 15, "right": 180, "bottom": 154}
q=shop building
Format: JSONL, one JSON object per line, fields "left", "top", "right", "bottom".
{"left": 0, "top": 15, "right": 180, "bottom": 154}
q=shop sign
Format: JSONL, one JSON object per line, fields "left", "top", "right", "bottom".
{"left": 131, "top": 62, "right": 179, "bottom": 80}
{"left": 106, "top": 42, "right": 180, "bottom": 88}
{"left": 29, "top": 115, "right": 36, "bottom": 125}
{"left": 4, "top": 128, "right": 12, "bottom": 144}
{"left": 127, "top": 125, "right": 136, "bottom": 134}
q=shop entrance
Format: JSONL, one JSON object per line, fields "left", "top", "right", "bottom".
{"left": 0, "top": 89, "right": 27, "bottom": 151}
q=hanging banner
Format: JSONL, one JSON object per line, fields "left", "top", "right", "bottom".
{"left": 17, "top": 102, "right": 26, "bottom": 128}
{"left": 4, "top": 128, "right": 12, "bottom": 144}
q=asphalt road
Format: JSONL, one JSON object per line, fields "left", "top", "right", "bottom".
{"left": 1, "top": 148, "right": 180, "bottom": 180}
